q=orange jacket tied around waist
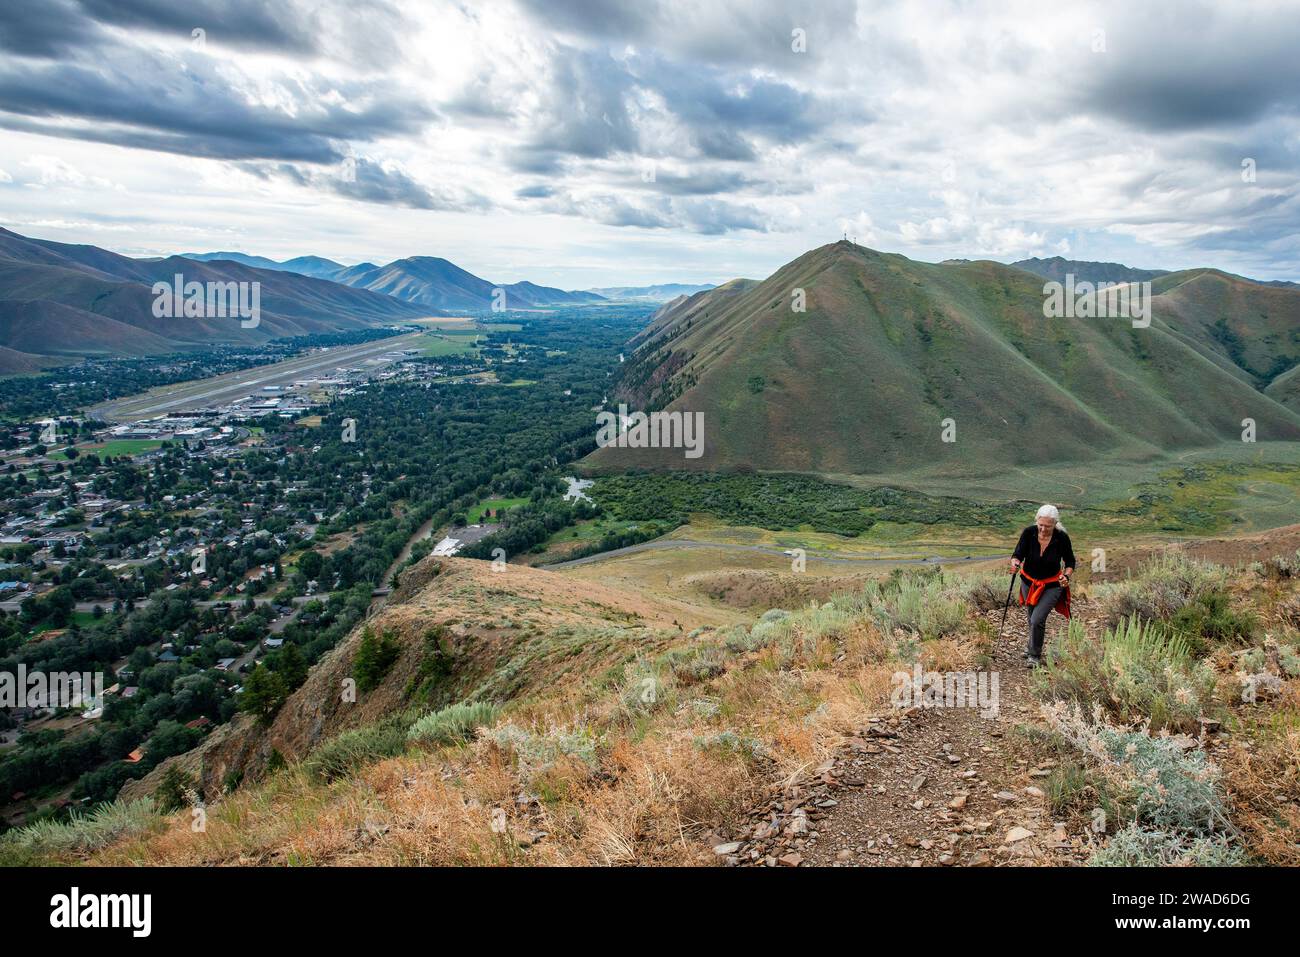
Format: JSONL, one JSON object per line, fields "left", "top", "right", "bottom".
{"left": 1018, "top": 570, "right": 1071, "bottom": 619}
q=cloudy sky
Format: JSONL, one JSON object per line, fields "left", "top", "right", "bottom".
{"left": 1, "top": 0, "right": 1297, "bottom": 288}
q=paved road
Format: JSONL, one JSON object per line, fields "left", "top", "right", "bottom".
{"left": 542, "top": 538, "right": 1004, "bottom": 570}
{"left": 90, "top": 333, "right": 424, "bottom": 422}
{"left": 0, "top": 594, "right": 317, "bottom": 615}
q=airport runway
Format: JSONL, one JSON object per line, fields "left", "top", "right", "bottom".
{"left": 90, "top": 333, "right": 424, "bottom": 422}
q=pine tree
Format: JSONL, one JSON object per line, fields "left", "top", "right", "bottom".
{"left": 352, "top": 627, "right": 401, "bottom": 694}
{"left": 239, "top": 663, "right": 288, "bottom": 724}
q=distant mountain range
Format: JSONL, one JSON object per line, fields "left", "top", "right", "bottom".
{"left": 0, "top": 227, "right": 429, "bottom": 370}
{"left": 587, "top": 283, "right": 717, "bottom": 302}
{"left": 182, "top": 251, "right": 347, "bottom": 280}
{"left": 0, "top": 227, "right": 643, "bottom": 371}
{"left": 587, "top": 241, "right": 1300, "bottom": 475}
{"left": 329, "top": 257, "right": 605, "bottom": 311}
{"left": 1009, "top": 256, "right": 1171, "bottom": 285}
{"left": 1009, "top": 256, "right": 1297, "bottom": 289}
{"left": 184, "top": 251, "right": 605, "bottom": 311}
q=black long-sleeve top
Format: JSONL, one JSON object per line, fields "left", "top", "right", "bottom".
{"left": 1013, "top": 525, "right": 1075, "bottom": 579}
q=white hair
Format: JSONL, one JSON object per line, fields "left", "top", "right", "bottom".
{"left": 1036, "top": 504, "right": 1066, "bottom": 533}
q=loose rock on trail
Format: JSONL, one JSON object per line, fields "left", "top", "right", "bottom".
{"left": 715, "top": 608, "right": 1098, "bottom": 867}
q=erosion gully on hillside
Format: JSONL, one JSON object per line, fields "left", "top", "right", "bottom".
{"left": 714, "top": 606, "right": 1092, "bottom": 867}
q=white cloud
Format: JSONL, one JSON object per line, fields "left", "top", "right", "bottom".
{"left": 0, "top": 0, "right": 1296, "bottom": 284}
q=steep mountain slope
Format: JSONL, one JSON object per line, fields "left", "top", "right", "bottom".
{"left": 0, "top": 226, "right": 154, "bottom": 281}
{"left": 0, "top": 227, "right": 433, "bottom": 360}
{"left": 1148, "top": 269, "right": 1300, "bottom": 390}
{"left": 1267, "top": 363, "right": 1300, "bottom": 413}
{"left": 119, "top": 556, "right": 736, "bottom": 802}
{"left": 0, "top": 344, "right": 64, "bottom": 375}
{"left": 630, "top": 277, "right": 759, "bottom": 349}
{"left": 335, "top": 256, "right": 494, "bottom": 310}
{"left": 587, "top": 241, "right": 1300, "bottom": 475}
{"left": 0, "top": 299, "right": 176, "bottom": 356}
{"left": 335, "top": 256, "right": 604, "bottom": 311}
{"left": 44, "top": 528, "right": 1300, "bottom": 868}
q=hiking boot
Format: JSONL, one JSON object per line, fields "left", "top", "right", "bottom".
{"left": 1025, "top": 656, "right": 1041, "bottom": 669}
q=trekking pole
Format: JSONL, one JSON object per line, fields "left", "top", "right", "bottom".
{"left": 996, "top": 564, "right": 1018, "bottom": 642}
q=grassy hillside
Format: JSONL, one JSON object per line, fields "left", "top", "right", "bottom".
{"left": 0, "top": 344, "right": 65, "bottom": 375}
{"left": 335, "top": 256, "right": 602, "bottom": 311}
{"left": 1150, "top": 269, "right": 1300, "bottom": 389}
{"left": 1267, "top": 363, "right": 1300, "bottom": 413}
{"left": 588, "top": 242, "right": 1300, "bottom": 476}
{"left": 105, "top": 556, "right": 739, "bottom": 804}
{"left": 8, "top": 529, "right": 1299, "bottom": 867}
{"left": 0, "top": 226, "right": 433, "bottom": 359}
{"left": 0, "top": 298, "right": 178, "bottom": 356}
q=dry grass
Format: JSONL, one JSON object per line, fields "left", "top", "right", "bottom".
{"left": 85, "top": 586, "right": 975, "bottom": 866}
{"left": 64, "top": 554, "right": 1300, "bottom": 868}
{"left": 1219, "top": 683, "right": 1300, "bottom": 865}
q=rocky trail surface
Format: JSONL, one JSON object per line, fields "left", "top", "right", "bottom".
{"left": 712, "top": 610, "right": 1099, "bottom": 867}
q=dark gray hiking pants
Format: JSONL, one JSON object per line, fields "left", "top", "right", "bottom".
{"left": 1020, "top": 581, "right": 1064, "bottom": 658}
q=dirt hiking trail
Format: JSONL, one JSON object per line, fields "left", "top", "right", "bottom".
{"left": 722, "top": 605, "right": 1095, "bottom": 867}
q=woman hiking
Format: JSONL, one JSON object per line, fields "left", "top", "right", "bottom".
{"left": 1010, "top": 504, "right": 1075, "bottom": 668}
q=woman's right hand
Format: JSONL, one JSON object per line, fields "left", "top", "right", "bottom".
{"left": 1010, "top": 558, "right": 1022, "bottom": 572}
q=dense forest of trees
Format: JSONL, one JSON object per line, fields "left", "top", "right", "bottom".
{"left": 589, "top": 471, "right": 1027, "bottom": 535}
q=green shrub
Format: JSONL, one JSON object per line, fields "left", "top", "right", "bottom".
{"left": 861, "top": 569, "right": 966, "bottom": 640}
{"left": 353, "top": 626, "right": 403, "bottom": 694}
{"left": 484, "top": 722, "right": 601, "bottom": 774}
{"left": 1095, "top": 553, "right": 1229, "bottom": 629}
{"left": 1036, "top": 617, "right": 1218, "bottom": 733}
{"left": 955, "top": 571, "right": 1012, "bottom": 612}
{"left": 1169, "top": 589, "right": 1256, "bottom": 653}
{"left": 1044, "top": 703, "right": 1232, "bottom": 835}
{"left": 659, "top": 643, "right": 729, "bottom": 684}
{"left": 723, "top": 624, "right": 769, "bottom": 653}
{"left": 1280, "top": 643, "right": 1300, "bottom": 678}
{"left": 617, "top": 659, "right": 676, "bottom": 718}
{"left": 407, "top": 701, "right": 499, "bottom": 746}
{"left": 0, "top": 799, "right": 158, "bottom": 863}
{"left": 1259, "top": 549, "right": 1300, "bottom": 580}
{"left": 1089, "top": 823, "right": 1246, "bottom": 867}
{"left": 693, "top": 729, "right": 769, "bottom": 761}
{"left": 1043, "top": 759, "right": 1092, "bottom": 816}
{"left": 155, "top": 765, "right": 197, "bottom": 814}
{"left": 404, "top": 626, "right": 456, "bottom": 705}
{"left": 303, "top": 711, "right": 416, "bottom": 783}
